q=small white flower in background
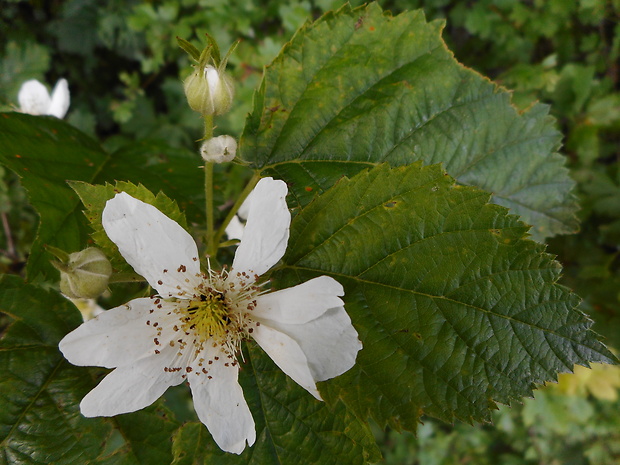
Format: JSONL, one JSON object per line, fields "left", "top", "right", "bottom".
{"left": 18, "top": 78, "right": 70, "bottom": 118}
{"left": 59, "top": 177, "right": 361, "bottom": 454}
{"left": 200, "top": 135, "right": 237, "bottom": 163}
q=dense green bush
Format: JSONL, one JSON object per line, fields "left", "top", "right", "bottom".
{"left": 1, "top": 1, "right": 619, "bottom": 463}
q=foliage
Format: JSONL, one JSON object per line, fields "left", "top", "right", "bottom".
{"left": 1, "top": 0, "right": 619, "bottom": 464}
{"left": 377, "top": 364, "right": 620, "bottom": 465}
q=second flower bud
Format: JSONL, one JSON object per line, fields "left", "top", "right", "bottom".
{"left": 200, "top": 135, "right": 237, "bottom": 163}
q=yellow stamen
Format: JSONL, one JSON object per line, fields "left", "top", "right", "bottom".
{"left": 182, "top": 292, "right": 230, "bottom": 344}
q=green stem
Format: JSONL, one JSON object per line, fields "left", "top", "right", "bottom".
{"left": 213, "top": 171, "right": 261, "bottom": 248}
{"left": 203, "top": 114, "right": 215, "bottom": 255}
{"left": 205, "top": 162, "right": 215, "bottom": 255}
{"left": 203, "top": 114, "right": 213, "bottom": 140}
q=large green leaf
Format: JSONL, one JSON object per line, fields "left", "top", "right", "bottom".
{"left": 271, "top": 163, "right": 614, "bottom": 431}
{"left": 0, "top": 274, "right": 178, "bottom": 464}
{"left": 0, "top": 113, "right": 204, "bottom": 281}
{"left": 171, "top": 345, "right": 380, "bottom": 465}
{"left": 240, "top": 3, "right": 578, "bottom": 241}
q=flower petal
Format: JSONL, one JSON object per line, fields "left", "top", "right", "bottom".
{"left": 270, "top": 307, "right": 361, "bottom": 383}
{"left": 188, "top": 345, "right": 255, "bottom": 454}
{"left": 80, "top": 346, "right": 184, "bottom": 417}
{"left": 18, "top": 79, "right": 51, "bottom": 115}
{"left": 48, "top": 78, "right": 70, "bottom": 118}
{"left": 251, "top": 323, "right": 321, "bottom": 400}
{"left": 252, "top": 306, "right": 362, "bottom": 397}
{"left": 252, "top": 276, "right": 344, "bottom": 325}
{"left": 102, "top": 192, "right": 201, "bottom": 298}
{"left": 59, "top": 298, "right": 179, "bottom": 368}
{"left": 232, "top": 177, "right": 290, "bottom": 277}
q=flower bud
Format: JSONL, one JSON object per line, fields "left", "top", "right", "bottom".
{"left": 200, "top": 135, "right": 237, "bottom": 163}
{"left": 57, "top": 248, "right": 112, "bottom": 299}
{"left": 184, "top": 65, "right": 234, "bottom": 116}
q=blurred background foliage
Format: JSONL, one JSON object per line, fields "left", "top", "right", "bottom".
{"left": 1, "top": 0, "right": 619, "bottom": 463}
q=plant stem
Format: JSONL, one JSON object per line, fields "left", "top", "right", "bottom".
{"left": 203, "top": 114, "right": 215, "bottom": 256}
{"left": 205, "top": 162, "right": 215, "bottom": 255}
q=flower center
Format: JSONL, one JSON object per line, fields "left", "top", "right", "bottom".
{"left": 156, "top": 266, "right": 266, "bottom": 378}
{"left": 184, "top": 291, "right": 231, "bottom": 343}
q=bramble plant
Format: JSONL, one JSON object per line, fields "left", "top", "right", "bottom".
{"left": 0, "top": 3, "right": 618, "bottom": 464}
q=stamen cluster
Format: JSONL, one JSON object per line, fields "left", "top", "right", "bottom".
{"left": 146, "top": 264, "right": 263, "bottom": 380}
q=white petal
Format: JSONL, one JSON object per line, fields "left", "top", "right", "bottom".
{"left": 80, "top": 347, "right": 184, "bottom": 417}
{"left": 102, "top": 192, "right": 201, "bottom": 298}
{"left": 224, "top": 215, "right": 245, "bottom": 241}
{"left": 252, "top": 276, "right": 343, "bottom": 324}
{"left": 232, "top": 177, "right": 290, "bottom": 277}
{"left": 268, "top": 307, "right": 362, "bottom": 383}
{"left": 188, "top": 345, "right": 255, "bottom": 454}
{"left": 18, "top": 79, "right": 51, "bottom": 115}
{"left": 59, "top": 298, "right": 178, "bottom": 368}
{"left": 251, "top": 323, "right": 322, "bottom": 400}
{"left": 48, "top": 78, "right": 70, "bottom": 118}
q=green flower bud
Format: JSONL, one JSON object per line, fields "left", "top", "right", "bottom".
{"left": 56, "top": 248, "right": 112, "bottom": 299}
{"left": 184, "top": 65, "right": 234, "bottom": 116}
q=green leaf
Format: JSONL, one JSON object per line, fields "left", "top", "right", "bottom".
{"left": 240, "top": 3, "right": 578, "bottom": 241}
{"left": 0, "top": 113, "right": 107, "bottom": 281}
{"left": 272, "top": 163, "right": 614, "bottom": 431}
{"left": 69, "top": 180, "right": 189, "bottom": 273}
{"left": 171, "top": 346, "right": 380, "bottom": 465}
{"left": 0, "top": 113, "right": 204, "bottom": 281}
{"left": 0, "top": 274, "right": 178, "bottom": 464}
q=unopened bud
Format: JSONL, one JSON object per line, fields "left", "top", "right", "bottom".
{"left": 184, "top": 65, "right": 234, "bottom": 116}
{"left": 200, "top": 135, "right": 237, "bottom": 163}
{"left": 55, "top": 248, "right": 112, "bottom": 299}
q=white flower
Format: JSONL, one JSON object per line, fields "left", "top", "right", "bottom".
{"left": 200, "top": 135, "right": 237, "bottom": 163}
{"left": 18, "top": 78, "right": 70, "bottom": 118}
{"left": 59, "top": 178, "right": 362, "bottom": 454}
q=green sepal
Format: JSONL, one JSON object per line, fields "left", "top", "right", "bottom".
{"left": 176, "top": 36, "right": 201, "bottom": 62}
